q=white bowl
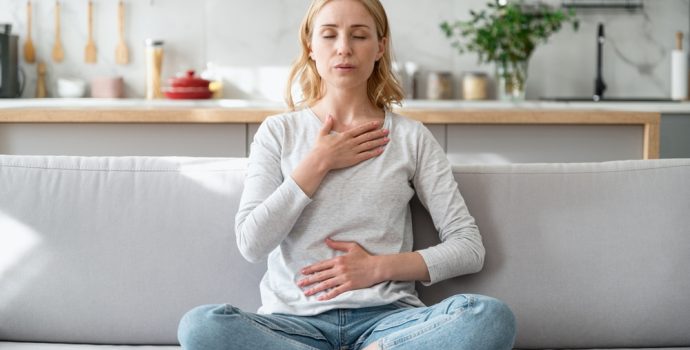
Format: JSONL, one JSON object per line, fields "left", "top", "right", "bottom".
{"left": 57, "top": 78, "right": 87, "bottom": 98}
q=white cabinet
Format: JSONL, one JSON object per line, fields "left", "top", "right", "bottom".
{"left": 446, "top": 124, "right": 644, "bottom": 163}
{"left": 0, "top": 122, "right": 651, "bottom": 162}
{"left": 0, "top": 123, "right": 247, "bottom": 157}
{"left": 660, "top": 113, "right": 690, "bottom": 158}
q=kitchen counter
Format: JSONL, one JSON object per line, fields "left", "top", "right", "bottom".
{"left": 0, "top": 98, "right": 668, "bottom": 160}
{"left": 0, "top": 99, "right": 671, "bottom": 124}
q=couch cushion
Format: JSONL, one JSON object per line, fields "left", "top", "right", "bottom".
{"left": 0, "top": 156, "right": 265, "bottom": 345}
{"left": 414, "top": 159, "right": 690, "bottom": 349}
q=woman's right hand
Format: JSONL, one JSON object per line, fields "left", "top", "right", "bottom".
{"left": 291, "top": 114, "right": 389, "bottom": 198}
{"left": 314, "top": 115, "right": 390, "bottom": 171}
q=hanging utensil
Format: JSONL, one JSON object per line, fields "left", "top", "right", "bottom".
{"left": 52, "top": 1, "right": 64, "bottom": 62}
{"left": 115, "top": 0, "right": 129, "bottom": 65}
{"left": 84, "top": 0, "right": 97, "bottom": 63}
{"left": 24, "top": 0, "right": 36, "bottom": 63}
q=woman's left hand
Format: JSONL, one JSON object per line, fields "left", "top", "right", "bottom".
{"left": 297, "top": 238, "right": 383, "bottom": 301}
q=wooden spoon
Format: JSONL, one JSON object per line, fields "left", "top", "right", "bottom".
{"left": 51, "top": 1, "right": 64, "bottom": 62}
{"left": 115, "top": 0, "right": 129, "bottom": 65}
{"left": 84, "top": 0, "right": 97, "bottom": 63}
{"left": 23, "top": 1, "right": 36, "bottom": 63}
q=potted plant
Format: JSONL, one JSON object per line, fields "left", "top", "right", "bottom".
{"left": 441, "top": 0, "right": 578, "bottom": 100}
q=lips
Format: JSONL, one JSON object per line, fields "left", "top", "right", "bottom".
{"left": 335, "top": 63, "right": 355, "bottom": 69}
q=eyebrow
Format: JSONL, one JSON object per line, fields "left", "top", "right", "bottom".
{"left": 319, "top": 24, "right": 371, "bottom": 29}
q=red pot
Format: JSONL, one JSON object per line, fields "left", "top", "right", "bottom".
{"left": 168, "top": 70, "right": 211, "bottom": 88}
{"left": 163, "top": 87, "right": 213, "bottom": 99}
{"left": 163, "top": 70, "right": 212, "bottom": 99}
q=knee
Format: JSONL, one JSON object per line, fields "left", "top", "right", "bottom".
{"left": 476, "top": 295, "right": 516, "bottom": 330}
{"left": 472, "top": 295, "right": 517, "bottom": 346}
{"left": 443, "top": 294, "right": 516, "bottom": 336}
{"left": 177, "top": 304, "right": 231, "bottom": 348}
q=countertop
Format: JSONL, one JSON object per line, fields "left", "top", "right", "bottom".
{"left": 0, "top": 99, "right": 666, "bottom": 126}
{"left": 0, "top": 98, "right": 689, "bottom": 113}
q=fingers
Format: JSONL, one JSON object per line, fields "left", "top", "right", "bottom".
{"left": 300, "top": 274, "right": 351, "bottom": 301}
{"left": 343, "top": 119, "right": 383, "bottom": 138}
{"left": 298, "top": 268, "right": 336, "bottom": 288}
{"left": 317, "top": 284, "right": 350, "bottom": 301}
{"left": 303, "top": 277, "right": 343, "bottom": 297}
{"left": 353, "top": 136, "right": 389, "bottom": 154}
{"left": 353, "top": 125, "right": 388, "bottom": 144}
{"left": 354, "top": 147, "right": 385, "bottom": 163}
{"left": 301, "top": 259, "right": 334, "bottom": 276}
{"left": 319, "top": 114, "right": 334, "bottom": 136}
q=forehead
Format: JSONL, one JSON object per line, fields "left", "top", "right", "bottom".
{"left": 313, "top": 0, "right": 376, "bottom": 28}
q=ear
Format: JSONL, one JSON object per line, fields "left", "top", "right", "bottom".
{"left": 376, "top": 37, "right": 387, "bottom": 61}
{"left": 308, "top": 45, "right": 314, "bottom": 60}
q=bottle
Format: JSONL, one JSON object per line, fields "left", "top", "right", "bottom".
{"left": 671, "top": 32, "right": 687, "bottom": 100}
{"left": 145, "top": 39, "right": 164, "bottom": 99}
{"left": 404, "top": 62, "right": 419, "bottom": 99}
{"left": 35, "top": 62, "right": 46, "bottom": 98}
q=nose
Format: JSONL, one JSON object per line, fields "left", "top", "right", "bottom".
{"left": 336, "top": 36, "right": 352, "bottom": 56}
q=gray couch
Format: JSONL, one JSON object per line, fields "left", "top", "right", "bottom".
{"left": 1, "top": 155, "right": 689, "bottom": 349}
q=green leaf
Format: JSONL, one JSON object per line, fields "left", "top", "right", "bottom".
{"left": 440, "top": 0, "right": 578, "bottom": 66}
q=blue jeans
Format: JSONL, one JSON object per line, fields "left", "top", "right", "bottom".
{"left": 178, "top": 294, "right": 516, "bottom": 349}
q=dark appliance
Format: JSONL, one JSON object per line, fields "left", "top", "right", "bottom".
{"left": 0, "top": 24, "right": 23, "bottom": 98}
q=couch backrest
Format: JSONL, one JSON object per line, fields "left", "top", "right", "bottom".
{"left": 1, "top": 156, "right": 689, "bottom": 348}
{"left": 413, "top": 159, "right": 690, "bottom": 349}
{"left": 0, "top": 156, "right": 264, "bottom": 345}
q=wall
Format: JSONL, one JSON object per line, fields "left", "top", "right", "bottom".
{"left": 1, "top": 0, "right": 688, "bottom": 101}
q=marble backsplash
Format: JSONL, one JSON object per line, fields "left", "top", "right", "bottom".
{"left": 0, "top": 0, "right": 688, "bottom": 101}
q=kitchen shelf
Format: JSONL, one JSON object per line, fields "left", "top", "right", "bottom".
{"left": 561, "top": 0, "right": 643, "bottom": 10}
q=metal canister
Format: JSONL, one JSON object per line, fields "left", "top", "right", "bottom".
{"left": 426, "top": 71, "right": 453, "bottom": 100}
{"left": 462, "top": 71, "right": 488, "bottom": 100}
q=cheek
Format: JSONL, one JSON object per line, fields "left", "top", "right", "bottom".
{"left": 310, "top": 53, "right": 328, "bottom": 77}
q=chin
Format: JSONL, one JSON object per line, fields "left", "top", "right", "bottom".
{"left": 325, "top": 77, "right": 368, "bottom": 91}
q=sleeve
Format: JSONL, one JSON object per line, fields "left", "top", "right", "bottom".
{"left": 234, "top": 117, "right": 313, "bottom": 263}
{"left": 412, "top": 124, "right": 485, "bottom": 285}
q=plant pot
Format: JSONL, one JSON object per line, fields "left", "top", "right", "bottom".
{"left": 496, "top": 60, "right": 528, "bottom": 101}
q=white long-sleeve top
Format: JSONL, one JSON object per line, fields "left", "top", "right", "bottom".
{"left": 235, "top": 108, "right": 484, "bottom": 315}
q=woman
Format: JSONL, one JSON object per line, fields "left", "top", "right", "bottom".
{"left": 178, "top": 0, "right": 516, "bottom": 349}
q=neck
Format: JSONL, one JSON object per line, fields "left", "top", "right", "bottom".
{"left": 311, "top": 87, "right": 383, "bottom": 126}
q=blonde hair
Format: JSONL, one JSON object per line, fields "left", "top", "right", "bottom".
{"left": 285, "top": 0, "right": 404, "bottom": 111}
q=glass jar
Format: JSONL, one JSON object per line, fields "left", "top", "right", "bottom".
{"left": 426, "top": 71, "right": 453, "bottom": 100}
{"left": 461, "top": 72, "right": 488, "bottom": 100}
{"left": 145, "top": 39, "right": 164, "bottom": 99}
{"left": 496, "top": 60, "right": 528, "bottom": 101}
